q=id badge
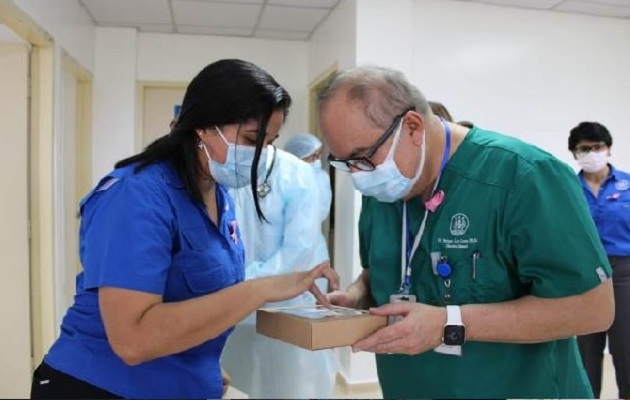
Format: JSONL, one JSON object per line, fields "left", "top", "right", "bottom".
{"left": 388, "top": 294, "right": 416, "bottom": 325}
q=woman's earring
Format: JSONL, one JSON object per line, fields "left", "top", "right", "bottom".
{"left": 197, "top": 139, "right": 204, "bottom": 149}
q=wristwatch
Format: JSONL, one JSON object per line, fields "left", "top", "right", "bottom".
{"left": 443, "top": 305, "right": 466, "bottom": 346}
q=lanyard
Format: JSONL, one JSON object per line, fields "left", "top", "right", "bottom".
{"left": 399, "top": 119, "right": 451, "bottom": 294}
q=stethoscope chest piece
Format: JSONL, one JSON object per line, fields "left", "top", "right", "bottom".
{"left": 256, "top": 145, "right": 277, "bottom": 199}
{"left": 257, "top": 182, "right": 271, "bottom": 198}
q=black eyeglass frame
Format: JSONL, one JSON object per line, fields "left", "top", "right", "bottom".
{"left": 573, "top": 142, "right": 608, "bottom": 156}
{"left": 327, "top": 106, "right": 416, "bottom": 172}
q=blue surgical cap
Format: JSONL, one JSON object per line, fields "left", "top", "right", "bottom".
{"left": 284, "top": 133, "right": 322, "bottom": 159}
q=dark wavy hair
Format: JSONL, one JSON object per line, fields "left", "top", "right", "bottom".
{"left": 568, "top": 121, "right": 612, "bottom": 152}
{"left": 116, "top": 59, "right": 292, "bottom": 219}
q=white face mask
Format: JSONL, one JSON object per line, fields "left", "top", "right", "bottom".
{"left": 577, "top": 150, "right": 608, "bottom": 173}
{"left": 351, "top": 119, "right": 425, "bottom": 203}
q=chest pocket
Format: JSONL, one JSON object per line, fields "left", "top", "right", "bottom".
{"left": 609, "top": 193, "right": 630, "bottom": 209}
{"left": 180, "top": 226, "right": 233, "bottom": 294}
{"left": 437, "top": 248, "right": 517, "bottom": 305}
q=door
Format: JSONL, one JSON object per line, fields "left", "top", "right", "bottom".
{"left": 0, "top": 40, "right": 32, "bottom": 398}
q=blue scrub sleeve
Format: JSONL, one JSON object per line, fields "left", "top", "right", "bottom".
{"left": 246, "top": 167, "right": 323, "bottom": 279}
{"left": 504, "top": 158, "right": 611, "bottom": 298}
{"left": 81, "top": 176, "right": 174, "bottom": 294}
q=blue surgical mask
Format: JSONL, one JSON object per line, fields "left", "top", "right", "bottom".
{"left": 351, "top": 120, "right": 425, "bottom": 203}
{"left": 201, "top": 126, "right": 267, "bottom": 189}
{"left": 311, "top": 159, "right": 322, "bottom": 169}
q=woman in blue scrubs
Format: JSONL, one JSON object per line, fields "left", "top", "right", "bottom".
{"left": 569, "top": 122, "right": 630, "bottom": 398}
{"left": 30, "top": 59, "right": 338, "bottom": 399}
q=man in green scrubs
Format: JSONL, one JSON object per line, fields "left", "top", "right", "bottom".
{"left": 318, "top": 65, "right": 614, "bottom": 399}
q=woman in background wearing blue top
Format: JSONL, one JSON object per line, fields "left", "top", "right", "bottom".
{"left": 569, "top": 121, "right": 630, "bottom": 398}
{"left": 30, "top": 59, "right": 338, "bottom": 400}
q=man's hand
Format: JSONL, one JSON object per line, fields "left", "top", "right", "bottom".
{"left": 352, "top": 302, "right": 445, "bottom": 354}
{"left": 326, "top": 268, "right": 373, "bottom": 309}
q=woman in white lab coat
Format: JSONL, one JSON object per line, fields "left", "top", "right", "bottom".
{"left": 221, "top": 143, "right": 338, "bottom": 398}
{"left": 285, "top": 133, "right": 332, "bottom": 267}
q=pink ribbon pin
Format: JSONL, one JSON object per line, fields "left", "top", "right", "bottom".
{"left": 425, "top": 190, "right": 445, "bottom": 212}
{"left": 229, "top": 221, "right": 239, "bottom": 244}
{"left": 607, "top": 192, "right": 621, "bottom": 201}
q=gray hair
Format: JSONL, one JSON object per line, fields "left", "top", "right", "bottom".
{"left": 317, "top": 65, "right": 431, "bottom": 129}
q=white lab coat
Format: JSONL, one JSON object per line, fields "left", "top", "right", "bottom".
{"left": 313, "top": 164, "right": 332, "bottom": 267}
{"left": 221, "top": 147, "right": 338, "bottom": 399}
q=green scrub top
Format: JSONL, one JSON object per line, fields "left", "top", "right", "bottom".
{"left": 359, "top": 127, "right": 611, "bottom": 398}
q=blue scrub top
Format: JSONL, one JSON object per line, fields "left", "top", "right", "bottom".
{"left": 44, "top": 160, "right": 245, "bottom": 399}
{"left": 579, "top": 164, "right": 630, "bottom": 257}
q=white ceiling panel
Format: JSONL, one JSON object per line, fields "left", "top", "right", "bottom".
{"left": 136, "top": 24, "right": 175, "bottom": 33}
{"left": 258, "top": 5, "right": 328, "bottom": 31}
{"left": 177, "top": 25, "right": 254, "bottom": 36}
{"left": 554, "top": 0, "right": 630, "bottom": 16}
{"left": 268, "top": 0, "right": 340, "bottom": 8}
{"left": 81, "top": 0, "right": 172, "bottom": 24}
{"left": 78, "top": 0, "right": 630, "bottom": 41}
{"left": 255, "top": 29, "right": 311, "bottom": 40}
{"left": 582, "top": 0, "right": 630, "bottom": 6}
{"left": 173, "top": 0, "right": 262, "bottom": 28}
{"left": 472, "top": 0, "right": 564, "bottom": 9}
{"left": 97, "top": 21, "right": 175, "bottom": 33}
{"left": 190, "top": 0, "right": 264, "bottom": 4}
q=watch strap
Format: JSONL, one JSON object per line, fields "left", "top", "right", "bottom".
{"left": 446, "top": 305, "right": 463, "bottom": 326}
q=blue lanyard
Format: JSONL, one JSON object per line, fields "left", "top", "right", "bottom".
{"left": 400, "top": 119, "right": 451, "bottom": 294}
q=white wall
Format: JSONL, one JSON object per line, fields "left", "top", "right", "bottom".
{"left": 406, "top": 0, "right": 630, "bottom": 170}
{"left": 356, "top": 0, "right": 414, "bottom": 75}
{"left": 308, "top": 0, "right": 357, "bottom": 82}
{"left": 137, "top": 32, "right": 310, "bottom": 148}
{"left": 92, "top": 27, "right": 138, "bottom": 183}
{"left": 10, "top": 0, "right": 95, "bottom": 72}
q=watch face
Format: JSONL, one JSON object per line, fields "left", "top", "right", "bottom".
{"left": 443, "top": 325, "right": 466, "bottom": 346}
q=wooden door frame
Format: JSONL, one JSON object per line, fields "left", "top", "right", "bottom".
{"left": 0, "top": 0, "right": 57, "bottom": 369}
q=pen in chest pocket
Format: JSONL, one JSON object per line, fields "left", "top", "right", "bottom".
{"left": 471, "top": 250, "right": 481, "bottom": 281}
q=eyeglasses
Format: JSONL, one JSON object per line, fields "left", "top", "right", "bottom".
{"left": 328, "top": 106, "right": 415, "bottom": 172}
{"left": 574, "top": 142, "right": 608, "bottom": 156}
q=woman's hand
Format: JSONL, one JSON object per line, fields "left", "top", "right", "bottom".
{"left": 256, "top": 261, "right": 339, "bottom": 306}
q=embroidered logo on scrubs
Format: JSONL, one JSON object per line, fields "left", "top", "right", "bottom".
{"left": 450, "top": 213, "right": 469, "bottom": 236}
{"left": 229, "top": 220, "right": 238, "bottom": 244}
{"left": 615, "top": 179, "right": 630, "bottom": 191}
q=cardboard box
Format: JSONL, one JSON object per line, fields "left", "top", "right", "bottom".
{"left": 256, "top": 305, "right": 388, "bottom": 350}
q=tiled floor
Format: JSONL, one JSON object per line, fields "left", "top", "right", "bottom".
{"left": 332, "top": 354, "right": 619, "bottom": 399}
{"left": 601, "top": 353, "right": 619, "bottom": 399}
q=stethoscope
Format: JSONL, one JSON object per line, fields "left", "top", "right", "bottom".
{"left": 257, "top": 145, "right": 277, "bottom": 198}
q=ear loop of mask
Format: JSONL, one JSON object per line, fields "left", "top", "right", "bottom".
{"left": 198, "top": 137, "right": 211, "bottom": 161}
{"left": 214, "top": 125, "right": 230, "bottom": 145}
{"left": 199, "top": 126, "right": 230, "bottom": 161}
{"left": 383, "top": 117, "right": 426, "bottom": 182}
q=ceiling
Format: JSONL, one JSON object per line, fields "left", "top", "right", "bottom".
{"left": 78, "top": 0, "right": 630, "bottom": 42}
{"left": 459, "top": 0, "right": 630, "bottom": 18}
{"left": 79, "top": 0, "right": 341, "bottom": 41}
